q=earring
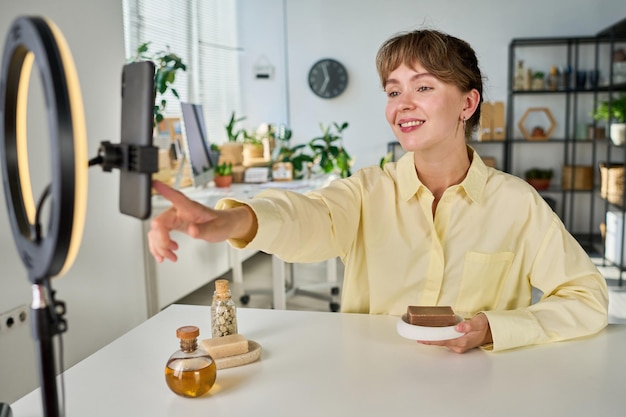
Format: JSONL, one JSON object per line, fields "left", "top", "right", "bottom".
{"left": 462, "top": 116, "right": 466, "bottom": 130}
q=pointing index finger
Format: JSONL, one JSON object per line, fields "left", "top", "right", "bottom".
{"left": 153, "top": 180, "right": 193, "bottom": 207}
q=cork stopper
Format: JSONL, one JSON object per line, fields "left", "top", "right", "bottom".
{"left": 176, "top": 325, "right": 200, "bottom": 340}
{"left": 215, "top": 279, "right": 230, "bottom": 294}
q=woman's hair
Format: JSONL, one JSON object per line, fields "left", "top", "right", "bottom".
{"left": 376, "top": 29, "right": 484, "bottom": 139}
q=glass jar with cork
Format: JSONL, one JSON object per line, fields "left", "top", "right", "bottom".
{"left": 211, "top": 279, "right": 238, "bottom": 337}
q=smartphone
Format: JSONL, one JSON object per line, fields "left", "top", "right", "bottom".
{"left": 119, "top": 61, "right": 156, "bottom": 219}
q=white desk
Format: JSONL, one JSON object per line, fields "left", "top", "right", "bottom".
{"left": 11, "top": 305, "right": 626, "bottom": 416}
{"left": 147, "top": 178, "right": 339, "bottom": 315}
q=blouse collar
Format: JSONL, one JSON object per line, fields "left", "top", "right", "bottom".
{"left": 397, "top": 146, "right": 488, "bottom": 204}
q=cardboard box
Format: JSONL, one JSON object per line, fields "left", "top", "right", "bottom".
{"left": 478, "top": 101, "right": 493, "bottom": 141}
{"left": 491, "top": 101, "right": 506, "bottom": 141}
{"left": 561, "top": 165, "right": 593, "bottom": 190}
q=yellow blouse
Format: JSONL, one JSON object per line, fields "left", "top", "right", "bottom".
{"left": 216, "top": 149, "right": 608, "bottom": 351}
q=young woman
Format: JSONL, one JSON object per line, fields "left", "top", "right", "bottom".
{"left": 148, "top": 29, "right": 608, "bottom": 353}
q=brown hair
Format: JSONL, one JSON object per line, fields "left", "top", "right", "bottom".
{"left": 375, "top": 29, "right": 484, "bottom": 139}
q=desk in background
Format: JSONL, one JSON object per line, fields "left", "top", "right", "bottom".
{"left": 145, "top": 178, "right": 340, "bottom": 316}
{"left": 11, "top": 305, "right": 626, "bottom": 417}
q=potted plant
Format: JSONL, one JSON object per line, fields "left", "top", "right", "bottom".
{"left": 251, "top": 123, "right": 277, "bottom": 162}
{"left": 271, "top": 122, "right": 353, "bottom": 179}
{"left": 593, "top": 94, "right": 626, "bottom": 145}
{"left": 213, "top": 162, "right": 233, "bottom": 188}
{"left": 308, "top": 121, "right": 353, "bottom": 178}
{"left": 531, "top": 71, "right": 545, "bottom": 90}
{"left": 242, "top": 130, "right": 266, "bottom": 166}
{"left": 132, "top": 42, "right": 187, "bottom": 125}
{"left": 272, "top": 125, "right": 313, "bottom": 180}
{"left": 274, "top": 143, "right": 315, "bottom": 180}
{"left": 225, "top": 111, "right": 246, "bottom": 143}
{"left": 220, "top": 111, "right": 246, "bottom": 166}
{"left": 525, "top": 168, "right": 553, "bottom": 190}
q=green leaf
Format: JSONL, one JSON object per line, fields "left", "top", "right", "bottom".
{"left": 137, "top": 42, "right": 150, "bottom": 54}
{"left": 130, "top": 42, "right": 187, "bottom": 126}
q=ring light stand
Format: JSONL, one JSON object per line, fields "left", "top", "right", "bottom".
{"left": 0, "top": 16, "right": 157, "bottom": 417}
{"left": 0, "top": 16, "right": 87, "bottom": 417}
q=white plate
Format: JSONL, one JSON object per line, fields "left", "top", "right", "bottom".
{"left": 396, "top": 315, "right": 464, "bottom": 341}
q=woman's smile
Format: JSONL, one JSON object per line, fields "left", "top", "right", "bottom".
{"left": 398, "top": 118, "right": 424, "bottom": 133}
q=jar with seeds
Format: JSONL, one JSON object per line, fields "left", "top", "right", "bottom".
{"left": 211, "top": 279, "right": 238, "bottom": 337}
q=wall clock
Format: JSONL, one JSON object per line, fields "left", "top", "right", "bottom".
{"left": 308, "top": 58, "right": 348, "bottom": 99}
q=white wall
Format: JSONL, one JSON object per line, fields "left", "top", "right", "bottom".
{"left": 237, "top": 0, "right": 289, "bottom": 130}
{"left": 238, "top": 0, "right": 626, "bottom": 169}
{"left": 0, "top": 0, "right": 148, "bottom": 403}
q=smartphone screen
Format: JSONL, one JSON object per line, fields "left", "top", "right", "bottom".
{"left": 119, "top": 61, "right": 156, "bottom": 219}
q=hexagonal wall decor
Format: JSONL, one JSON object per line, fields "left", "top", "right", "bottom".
{"left": 518, "top": 107, "right": 556, "bottom": 141}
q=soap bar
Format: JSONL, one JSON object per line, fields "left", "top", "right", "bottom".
{"left": 201, "top": 334, "right": 249, "bottom": 359}
{"left": 406, "top": 306, "right": 457, "bottom": 327}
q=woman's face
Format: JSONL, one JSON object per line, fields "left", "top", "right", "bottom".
{"left": 384, "top": 63, "right": 468, "bottom": 153}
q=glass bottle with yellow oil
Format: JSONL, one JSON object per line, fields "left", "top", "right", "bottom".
{"left": 165, "top": 325, "right": 216, "bottom": 398}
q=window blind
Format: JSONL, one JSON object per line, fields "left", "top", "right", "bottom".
{"left": 122, "top": 0, "right": 242, "bottom": 143}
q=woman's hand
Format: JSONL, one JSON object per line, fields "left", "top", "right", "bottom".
{"left": 417, "top": 313, "right": 492, "bottom": 353}
{"left": 147, "top": 181, "right": 257, "bottom": 263}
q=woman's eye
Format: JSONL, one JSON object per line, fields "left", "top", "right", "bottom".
{"left": 386, "top": 90, "right": 399, "bottom": 98}
{"left": 417, "top": 85, "right": 431, "bottom": 92}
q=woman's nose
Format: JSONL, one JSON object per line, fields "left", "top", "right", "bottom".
{"left": 397, "top": 93, "right": 416, "bottom": 111}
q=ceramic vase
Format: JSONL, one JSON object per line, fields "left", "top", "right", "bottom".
{"left": 610, "top": 123, "right": 626, "bottom": 146}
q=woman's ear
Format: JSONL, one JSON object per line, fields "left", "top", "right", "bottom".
{"left": 462, "top": 89, "right": 481, "bottom": 120}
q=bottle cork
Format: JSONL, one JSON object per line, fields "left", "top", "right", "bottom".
{"left": 176, "top": 325, "right": 200, "bottom": 339}
{"left": 215, "top": 279, "right": 229, "bottom": 294}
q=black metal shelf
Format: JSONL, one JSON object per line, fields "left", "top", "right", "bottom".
{"left": 539, "top": 188, "right": 595, "bottom": 193}
{"left": 510, "top": 36, "right": 598, "bottom": 47}
{"left": 507, "top": 138, "right": 596, "bottom": 143}
{"left": 506, "top": 18, "right": 626, "bottom": 283}
{"left": 469, "top": 140, "right": 506, "bottom": 144}
{"left": 510, "top": 84, "right": 626, "bottom": 95}
{"left": 511, "top": 18, "right": 626, "bottom": 283}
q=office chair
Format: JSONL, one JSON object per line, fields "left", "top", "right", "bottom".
{"left": 239, "top": 257, "right": 341, "bottom": 312}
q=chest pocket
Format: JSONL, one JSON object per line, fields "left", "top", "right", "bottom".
{"left": 454, "top": 251, "right": 514, "bottom": 316}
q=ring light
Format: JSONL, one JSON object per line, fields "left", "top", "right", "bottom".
{"left": 1, "top": 16, "right": 156, "bottom": 417}
{"left": 0, "top": 16, "right": 87, "bottom": 283}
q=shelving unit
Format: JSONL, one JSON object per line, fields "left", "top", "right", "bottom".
{"left": 596, "top": 18, "right": 626, "bottom": 285}
{"left": 505, "top": 19, "right": 626, "bottom": 271}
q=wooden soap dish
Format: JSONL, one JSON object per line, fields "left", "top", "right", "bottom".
{"left": 213, "top": 340, "right": 262, "bottom": 370}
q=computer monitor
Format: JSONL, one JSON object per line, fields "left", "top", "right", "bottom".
{"left": 180, "top": 102, "right": 217, "bottom": 187}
